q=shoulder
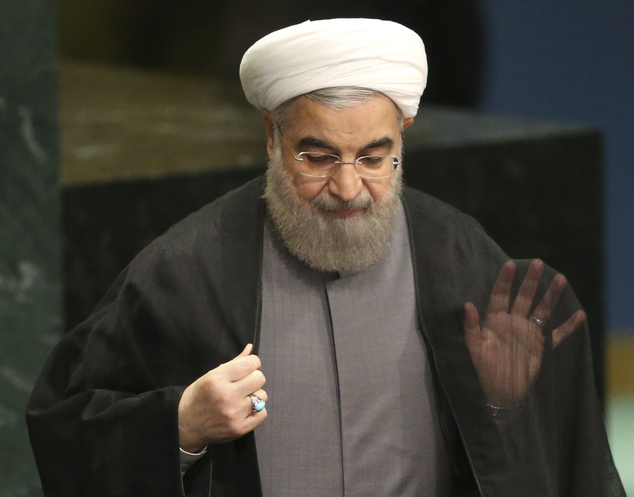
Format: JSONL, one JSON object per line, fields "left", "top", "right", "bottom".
{"left": 102, "top": 176, "right": 265, "bottom": 298}
{"left": 137, "top": 176, "right": 265, "bottom": 262}
{"left": 401, "top": 186, "right": 509, "bottom": 297}
{"left": 160, "top": 175, "right": 265, "bottom": 248}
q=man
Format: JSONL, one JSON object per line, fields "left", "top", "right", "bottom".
{"left": 27, "top": 19, "right": 624, "bottom": 497}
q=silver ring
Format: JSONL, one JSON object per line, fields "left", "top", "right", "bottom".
{"left": 530, "top": 316, "right": 545, "bottom": 328}
{"left": 250, "top": 395, "right": 266, "bottom": 413}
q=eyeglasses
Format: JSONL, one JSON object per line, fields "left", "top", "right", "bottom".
{"left": 290, "top": 151, "right": 402, "bottom": 179}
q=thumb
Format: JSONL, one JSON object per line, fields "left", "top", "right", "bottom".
{"left": 238, "top": 343, "right": 253, "bottom": 358}
{"left": 219, "top": 343, "right": 259, "bottom": 381}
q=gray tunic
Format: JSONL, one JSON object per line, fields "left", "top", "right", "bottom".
{"left": 256, "top": 202, "right": 449, "bottom": 496}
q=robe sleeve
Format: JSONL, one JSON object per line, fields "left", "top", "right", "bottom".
{"left": 26, "top": 239, "right": 215, "bottom": 496}
{"left": 486, "top": 268, "right": 626, "bottom": 496}
{"left": 403, "top": 188, "right": 625, "bottom": 496}
{"left": 27, "top": 178, "right": 265, "bottom": 496}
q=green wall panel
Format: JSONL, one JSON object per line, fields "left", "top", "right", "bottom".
{"left": 0, "top": 0, "right": 60, "bottom": 495}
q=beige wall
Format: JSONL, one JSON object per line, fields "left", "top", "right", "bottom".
{"left": 607, "top": 337, "right": 634, "bottom": 395}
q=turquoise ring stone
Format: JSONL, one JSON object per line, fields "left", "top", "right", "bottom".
{"left": 250, "top": 395, "right": 266, "bottom": 413}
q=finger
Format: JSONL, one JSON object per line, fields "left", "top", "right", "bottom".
{"left": 463, "top": 302, "right": 481, "bottom": 335}
{"left": 234, "top": 368, "right": 266, "bottom": 396}
{"left": 464, "top": 302, "right": 485, "bottom": 353}
{"left": 531, "top": 274, "right": 567, "bottom": 322}
{"left": 242, "top": 407, "right": 268, "bottom": 434}
{"left": 243, "top": 390, "right": 268, "bottom": 416}
{"left": 245, "top": 390, "right": 268, "bottom": 420}
{"left": 553, "top": 309, "right": 586, "bottom": 348}
{"left": 250, "top": 388, "right": 268, "bottom": 403}
{"left": 511, "top": 319, "right": 545, "bottom": 355}
{"left": 232, "top": 399, "right": 268, "bottom": 438}
{"left": 487, "top": 261, "right": 516, "bottom": 315}
{"left": 222, "top": 354, "right": 262, "bottom": 382}
{"left": 238, "top": 343, "right": 253, "bottom": 357}
{"left": 511, "top": 259, "right": 544, "bottom": 317}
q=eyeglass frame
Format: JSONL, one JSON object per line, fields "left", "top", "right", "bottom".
{"left": 274, "top": 120, "right": 404, "bottom": 179}
{"left": 290, "top": 151, "right": 402, "bottom": 179}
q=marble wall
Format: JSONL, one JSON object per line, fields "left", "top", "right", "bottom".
{"left": 0, "top": 0, "right": 60, "bottom": 495}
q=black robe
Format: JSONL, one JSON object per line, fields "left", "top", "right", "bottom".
{"left": 26, "top": 176, "right": 625, "bottom": 496}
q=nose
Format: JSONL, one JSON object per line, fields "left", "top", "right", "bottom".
{"left": 327, "top": 163, "right": 364, "bottom": 202}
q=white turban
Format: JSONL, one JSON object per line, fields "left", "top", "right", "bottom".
{"left": 239, "top": 19, "right": 427, "bottom": 118}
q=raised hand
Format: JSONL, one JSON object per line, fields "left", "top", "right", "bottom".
{"left": 464, "top": 260, "right": 586, "bottom": 407}
{"left": 178, "top": 344, "right": 267, "bottom": 452}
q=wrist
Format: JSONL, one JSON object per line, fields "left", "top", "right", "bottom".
{"left": 178, "top": 426, "right": 207, "bottom": 454}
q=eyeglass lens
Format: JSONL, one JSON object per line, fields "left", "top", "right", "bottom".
{"left": 297, "top": 152, "right": 397, "bottom": 178}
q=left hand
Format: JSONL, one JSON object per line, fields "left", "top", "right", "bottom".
{"left": 464, "top": 259, "right": 586, "bottom": 407}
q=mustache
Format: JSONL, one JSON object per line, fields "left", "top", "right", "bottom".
{"left": 310, "top": 191, "right": 374, "bottom": 211}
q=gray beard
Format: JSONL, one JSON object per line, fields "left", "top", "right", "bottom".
{"left": 263, "top": 155, "right": 403, "bottom": 274}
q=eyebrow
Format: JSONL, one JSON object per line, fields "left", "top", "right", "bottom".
{"left": 297, "top": 137, "right": 336, "bottom": 151}
{"left": 296, "top": 136, "right": 395, "bottom": 153}
{"left": 363, "top": 137, "right": 394, "bottom": 150}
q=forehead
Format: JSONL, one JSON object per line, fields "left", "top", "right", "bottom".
{"left": 282, "top": 94, "right": 401, "bottom": 149}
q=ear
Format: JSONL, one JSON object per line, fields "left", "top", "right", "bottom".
{"left": 401, "top": 117, "right": 414, "bottom": 132}
{"left": 262, "top": 109, "right": 275, "bottom": 158}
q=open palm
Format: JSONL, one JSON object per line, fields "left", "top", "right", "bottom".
{"left": 464, "top": 259, "right": 586, "bottom": 407}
